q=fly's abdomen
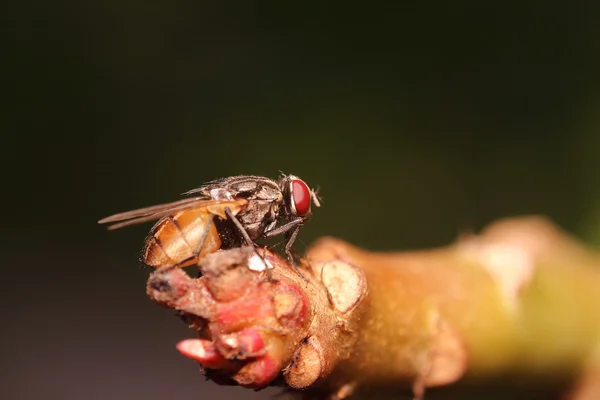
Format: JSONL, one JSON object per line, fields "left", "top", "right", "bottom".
{"left": 143, "top": 209, "right": 221, "bottom": 268}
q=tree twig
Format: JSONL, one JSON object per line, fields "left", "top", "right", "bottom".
{"left": 146, "top": 216, "right": 600, "bottom": 400}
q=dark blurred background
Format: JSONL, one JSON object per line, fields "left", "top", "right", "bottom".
{"left": 3, "top": 1, "right": 600, "bottom": 399}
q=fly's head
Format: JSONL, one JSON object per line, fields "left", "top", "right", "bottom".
{"left": 278, "top": 174, "right": 321, "bottom": 223}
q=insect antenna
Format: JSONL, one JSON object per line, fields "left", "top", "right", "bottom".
{"left": 310, "top": 185, "right": 322, "bottom": 207}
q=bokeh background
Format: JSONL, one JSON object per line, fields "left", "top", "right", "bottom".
{"left": 3, "top": 1, "right": 600, "bottom": 399}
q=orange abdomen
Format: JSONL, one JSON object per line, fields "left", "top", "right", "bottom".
{"left": 143, "top": 209, "right": 221, "bottom": 268}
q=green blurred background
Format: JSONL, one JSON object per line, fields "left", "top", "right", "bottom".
{"left": 3, "top": 1, "right": 600, "bottom": 399}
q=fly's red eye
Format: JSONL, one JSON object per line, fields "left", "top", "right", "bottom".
{"left": 291, "top": 179, "right": 311, "bottom": 216}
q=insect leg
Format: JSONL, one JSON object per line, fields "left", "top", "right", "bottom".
{"left": 224, "top": 207, "right": 256, "bottom": 246}
{"left": 192, "top": 213, "right": 215, "bottom": 265}
{"left": 262, "top": 217, "right": 304, "bottom": 237}
{"left": 263, "top": 218, "right": 308, "bottom": 280}
{"left": 224, "top": 207, "right": 273, "bottom": 281}
{"left": 284, "top": 225, "right": 309, "bottom": 282}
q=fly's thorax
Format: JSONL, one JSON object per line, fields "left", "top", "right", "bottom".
{"left": 238, "top": 198, "right": 278, "bottom": 239}
{"left": 199, "top": 175, "right": 281, "bottom": 201}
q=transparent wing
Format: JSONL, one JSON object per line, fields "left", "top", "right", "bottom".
{"left": 98, "top": 197, "right": 246, "bottom": 230}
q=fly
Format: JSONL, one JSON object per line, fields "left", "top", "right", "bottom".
{"left": 98, "top": 174, "right": 320, "bottom": 277}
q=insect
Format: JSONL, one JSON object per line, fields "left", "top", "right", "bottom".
{"left": 98, "top": 174, "right": 320, "bottom": 273}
